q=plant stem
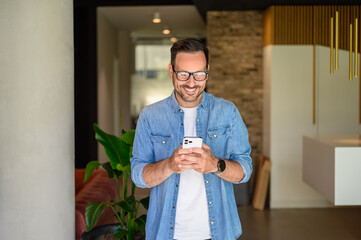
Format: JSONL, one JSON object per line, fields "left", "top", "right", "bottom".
{"left": 131, "top": 182, "right": 136, "bottom": 196}
{"left": 134, "top": 201, "right": 140, "bottom": 219}
{"left": 116, "top": 178, "right": 125, "bottom": 225}
{"left": 116, "top": 178, "right": 121, "bottom": 202}
{"left": 109, "top": 204, "right": 125, "bottom": 226}
{"left": 122, "top": 173, "right": 127, "bottom": 200}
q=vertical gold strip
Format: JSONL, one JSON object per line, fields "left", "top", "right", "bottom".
{"left": 313, "top": 45, "right": 316, "bottom": 124}
{"left": 336, "top": 11, "right": 339, "bottom": 70}
{"left": 312, "top": 6, "right": 316, "bottom": 124}
{"left": 355, "top": 18, "right": 358, "bottom": 78}
{"left": 350, "top": 23, "right": 353, "bottom": 81}
{"left": 331, "top": 17, "right": 334, "bottom": 74}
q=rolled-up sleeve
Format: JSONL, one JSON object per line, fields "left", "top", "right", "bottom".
{"left": 230, "top": 106, "right": 253, "bottom": 184}
{"left": 130, "top": 111, "right": 153, "bottom": 189}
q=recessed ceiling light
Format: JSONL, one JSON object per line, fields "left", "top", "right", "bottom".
{"left": 152, "top": 12, "right": 161, "bottom": 23}
{"left": 162, "top": 26, "right": 170, "bottom": 35}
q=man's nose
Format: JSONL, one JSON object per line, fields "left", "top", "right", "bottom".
{"left": 186, "top": 74, "right": 197, "bottom": 86}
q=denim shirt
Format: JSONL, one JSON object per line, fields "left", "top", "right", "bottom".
{"left": 131, "top": 91, "right": 252, "bottom": 240}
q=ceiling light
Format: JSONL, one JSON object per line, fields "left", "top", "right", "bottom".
{"left": 170, "top": 37, "right": 177, "bottom": 43}
{"left": 162, "top": 26, "right": 170, "bottom": 35}
{"left": 152, "top": 12, "right": 161, "bottom": 23}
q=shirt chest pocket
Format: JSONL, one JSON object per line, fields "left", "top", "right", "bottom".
{"left": 150, "top": 134, "right": 172, "bottom": 161}
{"left": 207, "top": 125, "right": 232, "bottom": 159}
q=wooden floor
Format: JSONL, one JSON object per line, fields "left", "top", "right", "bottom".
{"left": 237, "top": 206, "right": 361, "bottom": 240}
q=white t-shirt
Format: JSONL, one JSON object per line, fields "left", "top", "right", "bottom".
{"left": 174, "top": 106, "right": 211, "bottom": 240}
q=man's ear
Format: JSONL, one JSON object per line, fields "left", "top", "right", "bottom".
{"left": 168, "top": 64, "right": 173, "bottom": 78}
{"left": 207, "top": 64, "right": 210, "bottom": 71}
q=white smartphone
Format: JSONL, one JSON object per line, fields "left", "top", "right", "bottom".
{"left": 182, "top": 137, "right": 203, "bottom": 149}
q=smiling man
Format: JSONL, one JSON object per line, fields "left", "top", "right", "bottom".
{"left": 131, "top": 38, "right": 252, "bottom": 240}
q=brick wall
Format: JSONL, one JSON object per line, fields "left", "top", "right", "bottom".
{"left": 207, "top": 11, "right": 263, "bottom": 169}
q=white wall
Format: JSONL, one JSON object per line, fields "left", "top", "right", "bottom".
{"left": 263, "top": 45, "right": 360, "bottom": 208}
{"left": 97, "top": 11, "right": 133, "bottom": 162}
{"left": 118, "top": 31, "right": 131, "bottom": 131}
{"left": 0, "top": 1, "right": 74, "bottom": 239}
{"left": 316, "top": 46, "right": 361, "bottom": 134}
{"left": 97, "top": 10, "right": 118, "bottom": 162}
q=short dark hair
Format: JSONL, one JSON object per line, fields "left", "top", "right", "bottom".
{"left": 170, "top": 38, "right": 209, "bottom": 67}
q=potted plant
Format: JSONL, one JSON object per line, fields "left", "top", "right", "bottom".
{"left": 82, "top": 122, "right": 149, "bottom": 240}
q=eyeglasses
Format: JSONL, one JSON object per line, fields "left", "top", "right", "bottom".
{"left": 172, "top": 66, "right": 208, "bottom": 82}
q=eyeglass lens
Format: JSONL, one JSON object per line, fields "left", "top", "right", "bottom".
{"left": 176, "top": 71, "right": 207, "bottom": 81}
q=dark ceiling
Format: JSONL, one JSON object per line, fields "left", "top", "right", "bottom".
{"left": 192, "top": 0, "right": 361, "bottom": 21}
{"left": 77, "top": 0, "right": 361, "bottom": 22}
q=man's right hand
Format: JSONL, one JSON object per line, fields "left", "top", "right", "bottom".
{"left": 168, "top": 146, "right": 199, "bottom": 173}
{"left": 143, "top": 145, "right": 199, "bottom": 187}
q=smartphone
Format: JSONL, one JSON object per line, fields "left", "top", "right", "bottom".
{"left": 182, "top": 137, "right": 203, "bottom": 149}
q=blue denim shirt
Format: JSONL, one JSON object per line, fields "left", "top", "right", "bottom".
{"left": 131, "top": 91, "right": 252, "bottom": 240}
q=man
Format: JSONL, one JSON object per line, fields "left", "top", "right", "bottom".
{"left": 131, "top": 38, "right": 252, "bottom": 240}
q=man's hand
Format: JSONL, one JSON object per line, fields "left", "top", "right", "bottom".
{"left": 168, "top": 146, "right": 200, "bottom": 173}
{"left": 178, "top": 143, "right": 218, "bottom": 173}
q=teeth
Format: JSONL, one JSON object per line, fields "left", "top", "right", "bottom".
{"left": 185, "top": 88, "right": 196, "bottom": 92}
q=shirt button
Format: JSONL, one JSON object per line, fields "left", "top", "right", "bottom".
{"left": 181, "top": 123, "right": 183, "bottom": 126}
{"left": 209, "top": 201, "right": 212, "bottom": 204}
{"left": 173, "top": 206, "right": 175, "bottom": 209}
{"left": 213, "top": 134, "right": 217, "bottom": 138}
{"left": 176, "top": 185, "right": 178, "bottom": 187}
{"left": 211, "top": 221, "right": 214, "bottom": 224}
{"left": 197, "top": 119, "right": 199, "bottom": 122}
{"left": 180, "top": 110, "right": 183, "bottom": 113}
{"left": 162, "top": 141, "right": 165, "bottom": 144}
{"left": 206, "top": 180, "right": 209, "bottom": 183}
{"left": 171, "top": 227, "right": 173, "bottom": 229}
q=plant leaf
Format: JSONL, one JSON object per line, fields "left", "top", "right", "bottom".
{"left": 122, "top": 129, "right": 135, "bottom": 145}
{"left": 85, "top": 202, "right": 107, "bottom": 232}
{"left": 93, "top": 123, "right": 130, "bottom": 169}
{"left": 125, "top": 195, "right": 137, "bottom": 212}
{"left": 116, "top": 199, "right": 136, "bottom": 213}
{"left": 129, "top": 146, "right": 133, "bottom": 159}
{"left": 135, "top": 214, "right": 147, "bottom": 235}
{"left": 102, "top": 162, "right": 123, "bottom": 179}
{"left": 84, "top": 161, "right": 101, "bottom": 182}
{"left": 119, "top": 163, "right": 131, "bottom": 175}
{"left": 114, "top": 226, "right": 127, "bottom": 240}
{"left": 140, "top": 196, "right": 150, "bottom": 210}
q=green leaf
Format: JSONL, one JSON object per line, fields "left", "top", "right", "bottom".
{"left": 129, "top": 146, "right": 133, "bottom": 159}
{"left": 126, "top": 195, "right": 137, "bottom": 211}
{"left": 116, "top": 199, "right": 136, "bottom": 213}
{"left": 85, "top": 202, "right": 107, "bottom": 232}
{"left": 119, "top": 163, "right": 131, "bottom": 175}
{"left": 84, "top": 161, "right": 101, "bottom": 182}
{"left": 122, "top": 129, "right": 135, "bottom": 146}
{"left": 135, "top": 214, "right": 147, "bottom": 235}
{"left": 93, "top": 123, "right": 130, "bottom": 169}
{"left": 102, "top": 162, "right": 123, "bottom": 179}
{"left": 114, "top": 226, "right": 127, "bottom": 240}
{"left": 140, "top": 196, "right": 149, "bottom": 210}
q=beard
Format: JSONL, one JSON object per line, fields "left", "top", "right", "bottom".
{"left": 174, "top": 84, "right": 205, "bottom": 104}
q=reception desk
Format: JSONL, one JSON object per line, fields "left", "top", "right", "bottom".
{"left": 303, "top": 135, "right": 361, "bottom": 205}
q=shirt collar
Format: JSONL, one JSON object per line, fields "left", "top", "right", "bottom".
{"left": 168, "top": 90, "right": 210, "bottom": 113}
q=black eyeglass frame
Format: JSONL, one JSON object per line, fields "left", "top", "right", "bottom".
{"left": 172, "top": 66, "right": 208, "bottom": 82}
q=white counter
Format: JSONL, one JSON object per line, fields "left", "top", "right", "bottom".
{"left": 303, "top": 135, "right": 361, "bottom": 205}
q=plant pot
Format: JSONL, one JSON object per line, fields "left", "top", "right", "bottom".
{"left": 80, "top": 224, "right": 145, "bottom": 240}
